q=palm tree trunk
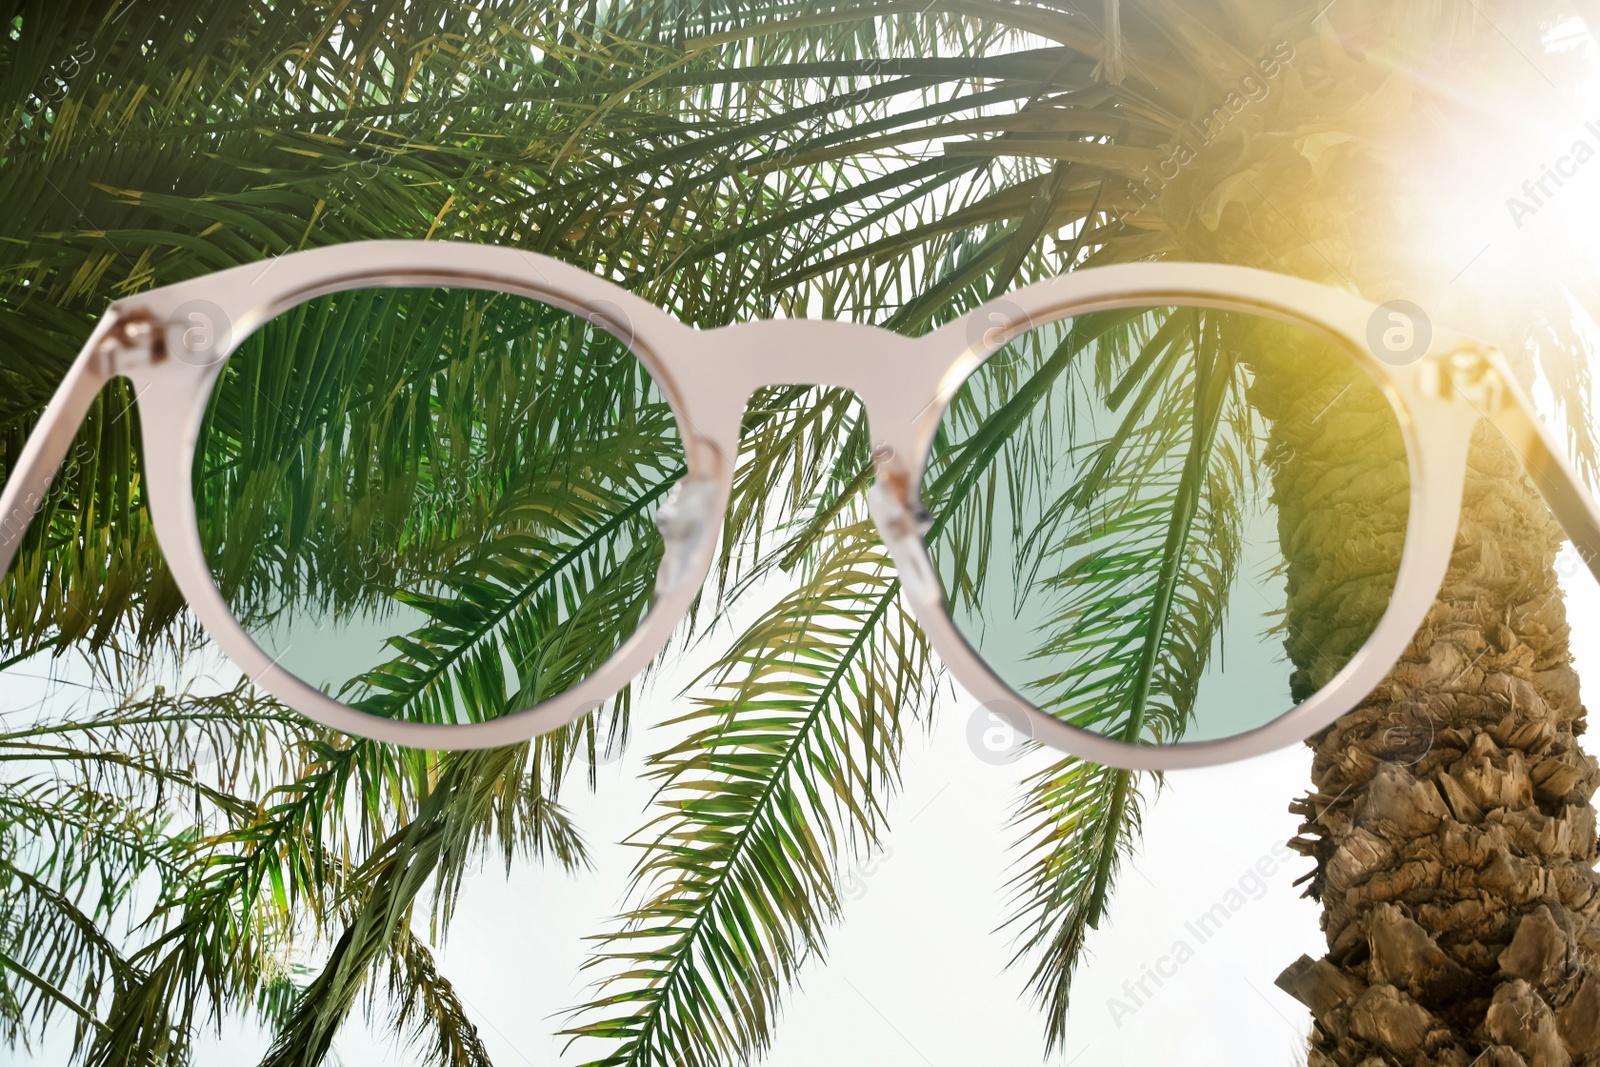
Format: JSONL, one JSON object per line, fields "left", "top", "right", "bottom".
{"left": 1256, "top": 359, "right": 1600, "bottom": 1065}
{"left": 1284, "top": 517, "right": 1600, "bottom": 1066}
{"left": 1151, "top": 3, "right": 1600, "bottom": 1057}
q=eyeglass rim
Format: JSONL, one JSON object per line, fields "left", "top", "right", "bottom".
{"left": 2, "top": 240, "right": 1597, "bottom": 770}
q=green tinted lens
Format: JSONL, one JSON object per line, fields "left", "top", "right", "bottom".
{"left": 925, "top": 305, "right": 1409, "bottom": 747}
{"left": 194, "top": 287, "right": 683, "bottom": 727}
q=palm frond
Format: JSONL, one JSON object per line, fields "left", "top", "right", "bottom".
{"left": 380, "top": 932, "right": 495, "bottom": 1067}
{"left": 564, "top": 520, "right": 931, "bottom": 1067}
{"left": 258, "top": 744, "right": 583, "bottom": 1067}
{"left": 925, "top": 307, "right": 1257, "bottom": 1049}
{"left": 0, "top": 675, "right": 310, "bottom": 1056}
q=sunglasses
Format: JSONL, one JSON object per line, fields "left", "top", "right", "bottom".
{"left": 4, "top": 240, "right": 1598, "bottom": 771}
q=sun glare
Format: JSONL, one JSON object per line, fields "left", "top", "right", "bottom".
{"left": 1378, "top": 16, "right": 1600, "bottom": 334}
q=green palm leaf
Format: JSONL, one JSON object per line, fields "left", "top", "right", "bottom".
{"left": 257, "top": 744, "right": 583, "bottom": 1067}
{"left": 564, "top": 520, "right": 930, "bottom": 1067}
{"left": 0, "top": 678, "right": 308, "bottom": 1055}
{"left": 908, "top": 304, "right": 1258, "bottom": 1052}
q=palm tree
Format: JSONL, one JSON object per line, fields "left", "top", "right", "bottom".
{"left": 2, "top": 4, "right": 1063, "bottom": 1063}
{"left": 535, "top": 3, "right": 1600, "bottom": 1065}
{"left": 0, "top": 2, "right": 870, "bottom": 1061}
{"left": 8, "top": 3, "right": 1600, "bottom": 1066}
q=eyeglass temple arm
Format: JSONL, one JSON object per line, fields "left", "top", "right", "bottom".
{"left": 0, "top": 329, "right": 113, "bottom": 581}
{"left": 1481, "top": 362, "right": 1600, "bottom": 584}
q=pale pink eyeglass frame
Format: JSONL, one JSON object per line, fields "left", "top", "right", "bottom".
{"left": 4, "top": 240, "right": 1600, "bottom": 772}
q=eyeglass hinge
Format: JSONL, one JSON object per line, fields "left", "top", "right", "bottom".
{"left": 1420, "top": 342, "right": 1508, "bottom": 411}
{"left": 93, "top": 307, "right": 165, "bottom": 376}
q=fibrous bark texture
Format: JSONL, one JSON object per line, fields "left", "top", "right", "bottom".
{"left": 1275, "top": 421, "right": 1600, "bottom": 1066}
